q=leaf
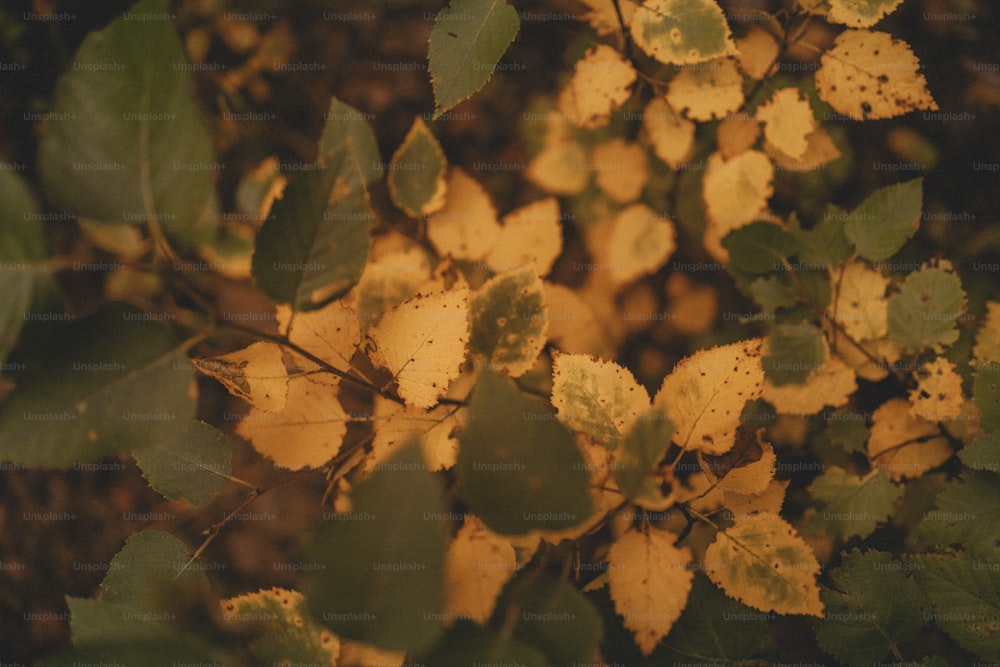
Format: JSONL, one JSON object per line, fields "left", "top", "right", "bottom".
{"left": 306, "top": 444, "right": 448, "bottom": 653}
{"left": 828, "top": 0, "right": 906, "bottom": 28}
{"left": 629, "top": 0, "right": 737, "bottom": 66}
{"left": 735, "top": 26, "right": 780, "bottom": 80}
{"left": 814, "top": 29, "right": 937, "bottom": 120}
{"left": 843, "top": 178, "right": 923, "bottom": 262}
{"left": 867, "top": 397, "right": 952, "bottom": 481}
{"left": 443, "top": 516, "right": 517, "bottom": 624}
{"left": 0, "top": 309, "right": 195, "bottom": 467}
{"left": 456, "top": 371, "right": 592, "bottom": 534}
{"left": 369, "top": 397, "right": 463, "bottom": 472}
{"left": 812, "top": 550, "right": 926, "bottom": 667}
{"left": 828, "top": 259, "right": 890, "bottom": 342}
{"left": 762, "top": 322, "right": 828, "bottom": 386}
{"left": 763, "top": 355, "right": 856, "bottom": 415}
{"left": 426, "top": 168, "right": 501, "bottom": 261}
{"left": 909, "top": 358, "right": 965, "bottom": 421}
{"left": 235, "top": 374, "right": 347, "bottom": 470}
{"left": 975, "top": 366, "right": 1000, "bottom": 433}
{"left": 755, "top": 88, "right": 816, "bottom": 160}
{"left": 428, "top": 0, "right": 520, "bottom": 116}
{"left": 469, "top": 265, "right": 547, "bottom": 377}
{"left": 643, "top": 97, "right": 696, "bottom": 168}
{"left": 132, "top": 420, "right": 231, "bottom": 507}
{"left": 608, "top": 527, "right": 694, "bottom": 655}
{"left": 37, "top": 0, "right": 218, "bottom": 243}
{"left": 414, "top": 623, "right": 551, "bottom": 667}
{"left": 716, "top": 112, "right": 761, "bottom": 160}
{"left": 808, "top": 468, "right": 901, "bottom": 539}
{"left": 766, "top": 125, "right": 843, "bottom": 171}
{"left": 888, "top": 261, "right": 967, "bottom": 354}
{"left": 915, "top": 473, "right": 1000, "bottom": 560}
{"left": 606, "top": 204, "right": 677, "bottom": 286}
{"left": 192, "top": 342, "right": 288, "bottom": 413}
{"left": 704, "top": 512, "right": 824, "bottom": 616}
{"left": 388, "top": 117, "right": 448, "bottom": 218}
{"left": 350, "top": 246, "right": 434, "bottom": 327}
{"left": 220, "top": 588, "right": 339, "bottom": 665}
{"left": 653, "top": 338, "right": 765, "bottom": 455}
{"left": 101, "top": 530, "right": 210, "bottom": 606}
{"left": 550, "top": 352, "right": 651, "bottom": 449}
{"left": 666, "top": 58, "right": 745, "bottom": 121}
{"left": 909, "top": 553, "right": 1000, "bottom": 661}
{"left": 368, "top": 288, "right": 471, "bottom": 408}
{"left": 526, "top": 136, "right": 590, "bottom": 195}
{"left": 702, "top": 150, "right": 774, "bottom": 234}
{"left": 615, "top": 411, "right": 675, "bottom": 509}
{"left": 278, "top": 299, "right": 363, "bottom": 373}
{"left": 486, "top": 198, "right": 563, "bottom": 277}
{"left": 959, "top": 433, "right": 1000, "bottom": 475}
{"left": 973, "top": 301, "right": 1000, "bottom": 366}
{"left": 717, "top": 439, "right": 777, "bottom": 496}
{"left": 319, "top": 97, "right": 381, "bottom": 186}
{"left": 557, "top": 44, "right": 637, "bottom": 129}
{"left": 592, "top": 138, "right": 649, "bottom": 204}
{"left": 722, "top": 221, "right": 797, "bottom": 275}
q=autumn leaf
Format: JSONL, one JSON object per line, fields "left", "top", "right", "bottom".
{"left": 735, "top": 27, "right": 779, "bottom": 79}
{"left": 827, "top": 0, "right": 905, "bottom": 28}
{"left": 909, "top": 358, "right": 965, "bottom": 422}
{"left": 592, "top": 138, "right": 649, "bottom": 204}
{"left": 278, "top": 300, "right": 363, "bottom": 373}
{"left": 604, "top": 204, "right": 677, "bottom": 287}
{"left": 426, "top": 168, "right": 501, "bottom": 262}
{"left": 716, "top": 112, "right": 760, "bottom": 160}
{"left": 828, "top": 259, "right": 890, "bottom": 342}
{"left": 666, "top": 58, "right": 745, "bottom": 121}
{"left": 558, "top": 44, "right": 637, "bottom": 129}
{"left": 608, "top": 527, "right": 694, "bottom": 655}
{"left": 643, "top": 97, "right": 696, "bottom": 168}
{"left": 972, "top": 301, "right": 1000, "bottom": 366}
{"left": 526, "top": 134, "right": 590, "bottom": 195}
{"left": 368, "top": 396, "right": 463, "bottom": 472}
{"left": 702, "top": 150, "right": 774, "bottom": 235}
{"left": 867, "top": 397, "right": 952, "bottom": 481}
{"left": 486, "top": 198, "right": 563, "bottom": 276}
{"left": 755, "top": 88, "right": 816, "bottom": 160}
{"left": 762, "top": 355, "right": 857, "bottom": 416}
{"left": 192, "top": 341, "right": 288, "bottom": 413}
{"left": 468, "top": 265, "right": 547, "bottom": 377}
{"left": 388, "top": 117, "right": 448, "bottom": 217}
{"left": 628, "top": 0, "right": 737, "bottom": 66}
{"left": 443, "top": 516, "right": 517, "bottom": 624}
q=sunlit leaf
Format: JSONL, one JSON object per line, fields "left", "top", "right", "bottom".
{"left": 867, "top": 397, "right": 952, "bottom": 481}
{"left": 763, "top": 355, "right": 856, "bottom": 415}
{"left": 557, "top": 44, "right": 637, "bottom": 129}
{"left": 666, "top": 58, "right": 745, "bottom": 121}
{"left": 426, "top": 168, "right": 501, "bottom": 261}
{"left": 702, "top": 150, "right": 774, "bottom": 234}
{"left": 192, "top": 341, "right": 287, "bottom": 413}
{"left": 629, "top": 0, "right": 737, "bottom": 66}
{"left": 827, "top": 0, "right": 906, "bottom": 28}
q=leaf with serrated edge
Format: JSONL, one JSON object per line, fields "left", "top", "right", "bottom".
{"left": 844, "top": 178, "right": 923, "bottom": 262}
{"left": 132, "top": 420, "right": 231, "bottom": 507}
{"left": 426, "top": 168, "right": 501, "bottom": 261}
{"left": 469, "top": 265, "right": 547, "bottom": 377}
{"left": 368, "top": 288, "right": 470, "bottom": 408}
{"left": 557, "top": 44, "right": 636, "bottom": 129}
{"left": 486, "top": 198, "right": 562, "bottom": 277}
{"left": 643, "top": 97, "right": 696, "bottom": 168}
{"left": 443, "top": 517, "right": 517, "bottom": 624}
{"left": 973, "top": 302, "right": 1000, "bottom": 365}
{"left": 763, "top": 355, "right": 857, "bottom": 416}
{"left": 609, "top": 527, "right": 694, "bottom": 655}
{"left": 756, "top": 88, "right": 815, "bottom": 160}
{"left": 192, "top": 341, "right": 287, "bottom": 413}
{"left": 388, "top": 117, "right": 448, "bottom": 218}
{"left": 702, "top": 150, "right": 774, "bottom": 235}
{"left": 704, "top": 512, "right": 824, "bottom": 616}
{"left": 828, "top": 259, "right": 890, "bottom": 342}
{"left": 368, "top": 396, "right": 462, "bottom": 472}
{"left": 888, "top": 261, "right": 966, "bottom": 354}
{"left": 629, "top": 0, "right": 737, "bottom": 66}
{"left": 278, "top": 300, "right": 362, "bottom": 373}
{"left": 867, "top": 397, "right": 952, "bottom": 481}
{"left": 718, "top": 441, "right": 776, "bottom": 496}
{"left": 606, "top": 204, "right": 677, "bottom": 286}
{"left": 654, "top": 338, "right": 765, "bottom": 455}
{"left": 828, "top": 0, "right": 905, "bottom": 27}
{"left": 909, "top": 358, "right": 965, "bottom": 421}
{"left": 666, "top": 59, "right": 745, "bottom": 121}
{"left": 808, "top": 468, "right": 902, "bottom": 539}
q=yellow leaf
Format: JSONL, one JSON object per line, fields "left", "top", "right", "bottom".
{"left": 368, "top": 288, "right": 471, "bottom": 409}
{"left": 592, "top": 138, "right": 649, "bottom": 204}
{"left": 762, "top": 355, "right": 857, "bottom": 416}
{"left": 909, "top": 358, "right": 965, "bottom": 422}
{"left": 704, "top": 512, "right": 824, "bottom": 616}
{"left": 337, "top": 641, "right": 405, "bottom": 667}
{"left": 867, "top": 397, "right": 952, "bottom": 480}
{"left": 665, "top": 273, "right": 718, "bottom": 336}
{"left": 755, "top": 88, "right": 816, "bottom": 160}
{"left": 527, "top": 137, "right": 590, "bottom": 195}
{"left": 726, "top": 478, "right": 789, "bottom": 521}
{"left": 236, "top": 374, "right": 346, "bottom": 470}
{"left": 542, "top": 281, "right": 614, "bottom": 357}
{"left": 443, "top": 516, "right": 517, "bottom": 624}
{"left": 828, "top": 0, "right": 905, "bottom": 28}
{"left": 814, "top": 29, "right": 937, "bottom": 120}
{"left": 368, "top": 396, "right": 463, "bottom": 472}
{"left": 606, "top": 204, "right": 677, "bottom": 286}
{"left": 349, "top": 246, "right": 434, "bottom": 327}
{"left": 642, "top": 97, "right": 696, "bottom": 168}
{"left": 577, "top": 0, "right": 635, "bottom": 37}
{"left": 717, "top": 441, "right": 777, "bottom": 496}
{"left": 973, "top": 301, "right": 1000, "bottom": 366}
{"left": 558, "top": 44, "right": 637, "bottom": 129}
{"left": 833, "top": 333, "right": 901, "bottom": 382}
{"left": 702, "top": 150, "right": 774, "bottom": 234}
{"left": 666, "top": 58, "right": 745, "bottom": 121}
{"left": 278, "top": 300, "right": 363, "bottom": 373}
{"left": 735, "top": 27, "right": 779, "bottom": 80}
{"left": 426, "top": 168, "right": 501, "bottom": 261}
{"left": 192, "top": 341, "right": 288, "bottom": 413}
{"left": 716, "top": 112, "right": 760, "bottom": 160}
{"left": 765, "top": 125, "right": 842, "bottom": 172}
{"left": 486, "top": 198, "right": 563, "bottom": 276}
{"left": 608, "top": 527, "right": 694, "bottom": 655}
{"left": 828, "top": 259, "right": 890, "bottom": 342}
{"left": 654, "top": 338, "right": 765, "bottom": 455}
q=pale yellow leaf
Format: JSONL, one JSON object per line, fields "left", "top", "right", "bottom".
{"left": 558, "top": 44, "right": 637, "bottom": 129}
{"left": 192, "top": 341, "right": 287, "bottom": 413}
{"left": 756, "top": 88, "right": 816, "bottom": 160}
{"left": 654, "top": 338, "right": 765, "bottom": 455}
{"left": 368, "top": 396, "right": 463, "bottom": 472}
{"left": 766, "top": 125, "right": 842, "bottom": 172}
{"left": 278, "top": 300, "right": 363, "bottom": 373}
{"left": 542, "top": 281, "right": 614, "bottom": 357}
{"left": 642, "top": 97, "right": 696, "bottom": 168}
{"left": 486, "top": 198, "right": 563, "bottom": 276}
{"left": 443, "top": 516, "right": 517, "bottom": 624}
{"left": 814, "top": 29, "right": 937, "bottom": 120}
{"left": 717, "top": 441, "right": 777, "bottom": 496}
{"left": 833, "top": 333, "right": 901, "bottom": 382}
{"left": 368, "top": 288, "right": 471, "bottom": 409}
{"left": 868, "top": 397, "right": 952, "bottom": 481}
{"left": 426, "top": 168, "right": 500, "bottom": 261}
{"left": 702, "top": 150, "right": 774, "bottom": 234}
{"left": 735, "top": 27, "right": 779, "bottom": 80}
{"left": 236, "top": 374, "right": 346, "bottom": 470}
{"left": 608, "top": 527, "right": 694, "bottom": 655}
{"left": 828, "top": 259, "right": 890, "bottom": 342}
{"left": 716, "top": 112, "right": 760, "bottom": 160}
{"left": 606, "top": 204, "right": 676, "bottom": 285}
{"left": 762, "top": 355, "right": 857, "bottom": 416}
{"left": 628, "top": 0, "right": 737, "bottom": 66}
{"left": 973, "top": 301, "right": 1000, "bottom": 367}
{"left": 704, "top": 512, "right": 824, "bottom": 616}
{"left": 828, "top": 0, "right": 905, "bottom": 27}
{"left": 665, "top": 273, "right": 718, "bottom": 336}
{"left": 909, "top": 358, "right": 965, "bottom": 422}
{"left": 527, "top": 138, "right": 590, "bottom": 195}
{"left": 592, "top": 138, "right": 649, "bottom": 204}
{"left": 666, "top": 58, "right": 745, "bottom": 121}
{"left": 726, "top": 478, "right": 789, "bottom": 521}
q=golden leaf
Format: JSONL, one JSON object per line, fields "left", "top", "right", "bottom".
{"left": 558, "top": 44, "right": 637, "bottom": 129}
{"left": 716, "top": 112, "right": 760, "bottom": 160}
{"left": 426, "top": 168, "right": 501, "bottom": 261}
{"left": 643, "top": 97, "right": 696, "bottom": 168}
{"left": 702, "top": 150, "right": 774, "bottom": 234}
{"left": 828, "top": 259, "right": 890, "bottom": 342}
{"left": 827, "top": 0, "right": 905, "bottom": 28}
{"left": 868, "top": 397, "right": 952, "bottom": 480}
{"left": 592, "top": 138, "right": 649, "bottom": 204}
{"left": 367, "top": 396, "right": 463, "bottom": 472}
{"left": 666, "top": 58, "right": 745, "bottom": 121}
{"left": 735, "top": 27, "right": 779, "bottom": 79}
{"left": 973, "top": 301, "right": 1000, "bottom": 367}
{"left": 606, "top": 204, "right": 676, "bottom": 286}
{"left": 755, "top": 88, "right": 816, "bottom": 160}
{"left": 486, "top": 198, "right": 563, "bottom": 276}
{"left": 278, "top": 300, "right": 363, "bottom": 373}
{"left": 909, "top": 358, "right": 965, "bottom": 422}
{"left": 766, "top": 126, "right": 842, "bottom": 172}
{"left": 192, "top": 341, "right": 288, "bottom": 413}
{"left": 762, "top": 355, "right": 857, "bottom": 416}
{"left": 443, "top": 516, "right": 517, "bottom": 625}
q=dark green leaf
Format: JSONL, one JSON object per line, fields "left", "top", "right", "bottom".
{"left": 843, "top": 178, "right": 923, "bottom": 262}
{"left": 887, "top": 262, "right": 966, "bottom": 353}
{"left": 387, "top": 118, "right": 448, "bottom": 218}
{"left": 318, "top": 96, "right": 381, "bottom": 185}
{"left": 807, "top": 467, "right": 901, "bottom": 539}
{"left": 974, "top": 367, "right": 1000, "bottom": 433}
{"left": 615, "top": 411, "right": 674, "bottom": 508}
{"left": 762, "top": 321, "right": 827, "bottom": 385}
{"left": 959, "top": 433, "right": 1000, "bottom": 475}
{"left": 789, "top": 208, "right": 852, "bottom": 267}
{"left": 914, "top": 473, "right": 1000, "bottom": 561}
{"left": 131, "top": 420, "right": 231, "bottom": 507}
{"left": 101, "top": 530, "right": 210, "bottom": 606}
{"left": 722, "top": 221, "right": 799, "bottom": 275}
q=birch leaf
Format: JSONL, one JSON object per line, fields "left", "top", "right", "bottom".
{"left": 827, "top": 0, "right": 905, "bottom": 28}
{"left": 278, "top": 300, "right": 363, "bottom": 373}
{"left": 426, "top": 168, "right": 501, "bottom": 261}
{"left": 702, "top": 150, "right": 774, "bottom": 235}
{"left": 606, "top": 204, "right": 677, "bottom": 286}
{"left": 828, "top": 259, "right": 890, "bottom": 342}
{"left": 755, "top": 88, "right": 815, "bottom": 160}
{"left": 192, "top": 341, "right": 288, "bottom": 413}
{"left": 629, "top": 0, "right": 737, "bottom": 66}
{"left": 762, "top": 355, "right": 857, "bottom": 416}
{"left": 592, "top": 138, "right": 649, "bottom": 204}
{"left": 486, "top": 198, "right": 563, "bottom": 277}
{"left": 443, "top": 517, "right": 517, "bottom": 624}
{"left": 910, "top": 358, "right": 965, "bottom": 422}
{"left": 557, "top": 44, "right": 637, "bottom": 129}
{"left": 643, "top": 97, "right": 696, "bottom": 168}
{"left": 666, "top": 59, "right": 745, "bottom": 121}
{"left": 388, "top": 117, "right": 448, "bottom": 218}
{"left": 368, "top": 396, "right": 463, "bottom": 472}
{"left": 867, "top": 397, "right": 952, "bottom": 481}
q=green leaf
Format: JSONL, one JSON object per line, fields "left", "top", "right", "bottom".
{"left": 101, "top": 530, "right": 210, "bottom": 605}
{"left": 221, "top": 588, "right": 338, "bottom": 665}
{"left": 959, "top": 433, "right": 1000, "bottom": 475}
{"left": 0, "top": 168, "right": 57, "bottom": 364}
{"left": 469, "top": 265, "right": 547, "bottom": 377}
{"left": 974, "top": 367, "right": 1000, "bottom": 433}
{"left": 306, "top": 443, "right": 448, "bottom": 653}
{"left": 844, "top": 178, "right": 922, "bottom": 262}
{"left": 749, "top": 275, "right": 799, "bottom": 312}
{"left": 490, "top": 573, "right": 603, "bottom": 666}
{"left": 37, "top": 0, "right": 218, "bottom": 243}
{"left": 762, "top": 322, "right": 827, "bottom": 386}
{"left": 428, "top": 0, "right": 520, "bottom": 117}
{"left": 887, "top": 262, "right": 966, "bottom": 353}
{"left": 807, "top": 467, "right": 901, "bottom": 539}
{"left": 822, "top": 414, "right": 870, "bottom": 454}
{"left": 41, "top": 634, "right": 226, "bottom": 666}
{"left": 252, "top": 138, "right": 372, "bottom": 311}
{"left": 789, "top": 209, "right": 852, "bottom": 267}
{"left": 318, "top": 96, "right": 381, "bottom": 186}
{"left": 615, "top": 411, "right": 674, "bottom": 508}
{"left": 415, "top": 622, "right": 551, "bottom": 667}
{"left": 629, "top": 0, "right": 737, "bottom": 66}
{"left": 909, "top": 552, "right": 1000, "bottom": 662}
{"left": 914, "top": 473, "right": 1000, "bottom": 561}
{"left": 456, "top": 371, "right": 592, "bottom": 534}
{"left": 131, "top": 420, "right": 231, "bottom": 507}
{"left": 387, "top": 117, "right": 448, "bottom": 218}
{"left": 0, "top": 308, "right": 196, "bottom": 467}
{"left": 813, "top": 550, "right": 926, "bottom": 667}
{"left": 722, "top": 221, "right": 799, "bottom": 275}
